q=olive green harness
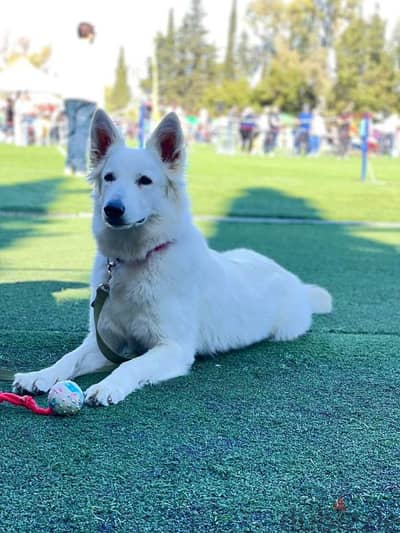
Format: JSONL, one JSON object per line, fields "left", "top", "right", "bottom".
{"left": 91, "top": 258, "right": 145, "bottom": 365}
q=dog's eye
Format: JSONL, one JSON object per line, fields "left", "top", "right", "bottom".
{"left": 104, "top": 173, "right": 115, "bottom": 182}
{"left": 137, "top": 175, "right": 152, "bottom": 186}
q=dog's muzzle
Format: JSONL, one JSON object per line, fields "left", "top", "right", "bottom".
{"left": 103, "top": 201, "right": 148, "bottom": 229}
{"left": 104, "top": 200, "right": 125, "bottom": 227}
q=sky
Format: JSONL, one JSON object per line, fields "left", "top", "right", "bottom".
{"left": 1, "top": 0, "right": 399, "bottom": 92}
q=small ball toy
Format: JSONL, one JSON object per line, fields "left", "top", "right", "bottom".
{"left": 47, "top": 380, "right": 84, "bottom": 415}
{"left": 0, "top": 380, "right": 84, "bottom": 416}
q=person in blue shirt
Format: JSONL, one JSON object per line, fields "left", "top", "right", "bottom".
{"left": 296, "top": 104, "right": 312, "bottom": 155}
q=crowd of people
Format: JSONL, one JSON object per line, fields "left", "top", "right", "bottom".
{"left": 2, "top": 96, "right": 400, "bottom": 161}
{"left": 211, "top": 105, "right": 400, "bottom": 158}
{"left": 0, "top": 94, "right": 65, "bottom": 146}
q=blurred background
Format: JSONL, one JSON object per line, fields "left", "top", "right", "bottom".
{"left": 0, "top": 0, "right": 399, "bottom": 159}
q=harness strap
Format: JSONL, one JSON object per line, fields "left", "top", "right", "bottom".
{"left": 91, "top": 284, "right": 143, "bottom": 365}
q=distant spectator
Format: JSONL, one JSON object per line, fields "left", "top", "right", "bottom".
{"left": 5, "top": 97, "right": 14, "bottom": 142}
{"left": 380, "top": 113, "right": 398, "bottom": 156}
{"left": 216, "top": 106, "right": 238, "bottom": 155}
{"left": 137, "top": 101, "right": 152, "bottom": 148}
{"left": 337, "top": 105, "right": 353, "bottom": 158}
{"left": 14, "top": 93, "right": 33, "bottom": 146}
{"left": 296, "top": 104, "right": 312, "bottom": 155}
{"left": 258, "top": 107, "right": 269, "bottom": 154}
{"left": 239, "top": 108, "right": 258, "bottom": 153}
{"left": 265, "top": 106, "right": 280, "bottom": 155}
{"left": 57, "top": 22, "right": 104, "bottom": 176}
{"left": 309, "top": 108, "right": 326, "bottom": 157}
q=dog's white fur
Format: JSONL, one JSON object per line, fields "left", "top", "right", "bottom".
{"left": 13, "top": 110, "right": 332, "bottom": 406}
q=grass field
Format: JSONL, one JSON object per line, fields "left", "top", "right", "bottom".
{"left": 0, "top": 144, "right": 399, "bottom": 532}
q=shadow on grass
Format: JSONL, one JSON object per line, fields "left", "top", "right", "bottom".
{"left": 0, "top": 177, "right": 64, "bottom": 252}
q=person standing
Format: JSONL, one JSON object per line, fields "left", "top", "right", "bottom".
{"left": 60, "top": 22, "right": 104, "bottom": 176}
{"left": 239, "top": 108, "right": 257, "bottom": 153}
{"left": 267, "top": 106, "right": 280, "bottom": 155}
{"left": 296, "top": 104, "right": 312, "bottom": 155}
{"left": 337, "top": 105, "right": 353, "bottom": 158}
{"left": 309, "top": 108, "right": 326, "bottom": 156}
{"left": 5, "top": 97, "right": 14, "bottom": 143}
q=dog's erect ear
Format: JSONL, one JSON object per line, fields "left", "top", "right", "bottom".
{"left": 147, "top": 112, "right": 185, "bottom": 172}
{"left": 90, "top": 109, "right": 123, "bottom": 167}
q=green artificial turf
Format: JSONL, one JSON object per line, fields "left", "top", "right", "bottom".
{"left": 0, "top": 145, "right": 399, "bottom": 532}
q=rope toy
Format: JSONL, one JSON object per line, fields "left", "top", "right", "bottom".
{"left": 0, "top": 380, "right": 84, "bottom": 416}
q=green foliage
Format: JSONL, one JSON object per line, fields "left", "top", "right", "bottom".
{"left": 332, "top": 14, "right": 398, "bottom": 112}
{"left": 392, "top": 20, "right": 400, "bottom": 70}
{"left": 202, "top": 78, "right": 252, "bottom": 113}
{"left": 107, "top": 47, "right": 131, "bottom": 113}
{"left": 287, "top": 0, "right": 320, "bottom": 58}
{"left": 253, "top": 45, "right": 319, "bottom": 111}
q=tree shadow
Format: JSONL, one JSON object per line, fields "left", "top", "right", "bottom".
{"left": 0, "top": 177, "right": 64, "bottom": 252}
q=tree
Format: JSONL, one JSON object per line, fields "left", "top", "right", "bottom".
{"left": 331, "top": 12, "right": 398, "bottom": 112}
{"left": 246, "top": 0, "right": 285, "bottom": 73}
{"left": 224, "top": 0, "right": 237, "bottom": 80}
{"left": 390, "top": 19, "right": 400, "bottom": 70}
{"left": 108, "top": 47, "right": 131, "bottom": 112}
{"left": 157, "top": 9, "right": 178, "bottom": 104}
{"left": 141, "top": 0, "right": 217, "bottom": 111}
{"left": 287, "top": 0, "right": 320, "bottom": 58}
{"left": 314, "top": 0, "right": 361, "bottom": 47}
{"left": 253, "top": 42, "right": 322, "bottom": 112}
{"left": 202, "top": 78, "right": 252, "bottom": 112}
{"left": 173, "top": 0, "right": 217, "bottom": 111}
{"left": 236, "top": 31, "right": 258, "bottom": 79}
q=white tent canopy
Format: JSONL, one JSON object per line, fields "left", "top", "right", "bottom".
{"left": 0, "top": 58, "right": 59, "bottom": 94}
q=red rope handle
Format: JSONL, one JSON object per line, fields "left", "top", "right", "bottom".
{"left": 0, "top": 392, "right": 53, "bottom": 416}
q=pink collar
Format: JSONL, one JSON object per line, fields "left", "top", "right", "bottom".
{"left": 144, "top": 241, "right": 172, "bottom": 260}
{"left": 106, "top": 240, "right": 173, "bottom": 279}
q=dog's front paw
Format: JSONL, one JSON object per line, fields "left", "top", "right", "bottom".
{"left": 85, "top": 379, "right": 128, "bottom": 407}
{"left": 13, "top": 370, "right": 58, "bottom": 395}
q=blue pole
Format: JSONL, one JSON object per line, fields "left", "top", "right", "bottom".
{"left": 360, "top": 113, "right": 369, "bottom": 182}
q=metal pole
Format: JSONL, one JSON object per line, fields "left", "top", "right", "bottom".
{"left": 360, "top": 113, "right": 369, "bottom": 182}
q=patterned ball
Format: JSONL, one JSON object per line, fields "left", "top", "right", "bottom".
{"left": 47, "top": 380, "right": 84, "bottom": 416}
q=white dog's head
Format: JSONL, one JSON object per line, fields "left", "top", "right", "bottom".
{"left": 89, "top": 109, "right": 188, "bottom": 258}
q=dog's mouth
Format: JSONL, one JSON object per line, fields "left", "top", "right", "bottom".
{"left": 104, "top": 216, "right": 148, "bottom": 230}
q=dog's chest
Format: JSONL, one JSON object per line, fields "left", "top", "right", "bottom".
{"left": 98, "top": 269, "right": 161, "bottom": 352}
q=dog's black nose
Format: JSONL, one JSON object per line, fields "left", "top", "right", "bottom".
{"left": 104, "top": 200, "right": 125, "bottom": 220}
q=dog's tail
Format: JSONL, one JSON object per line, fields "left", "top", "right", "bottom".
{"left": 306, "top": 284, "right": 332, "bottom": 314}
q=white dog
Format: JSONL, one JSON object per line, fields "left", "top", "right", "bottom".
{"left": 13, "top": 110, "right": 332, "bottom": 406}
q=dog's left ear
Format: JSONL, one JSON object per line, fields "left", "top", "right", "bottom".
{"left": 90, "top": 109, "right": 123, "bottom": 167}
{"left": 147, "top": 112, "right": 185, "bottom": 173}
